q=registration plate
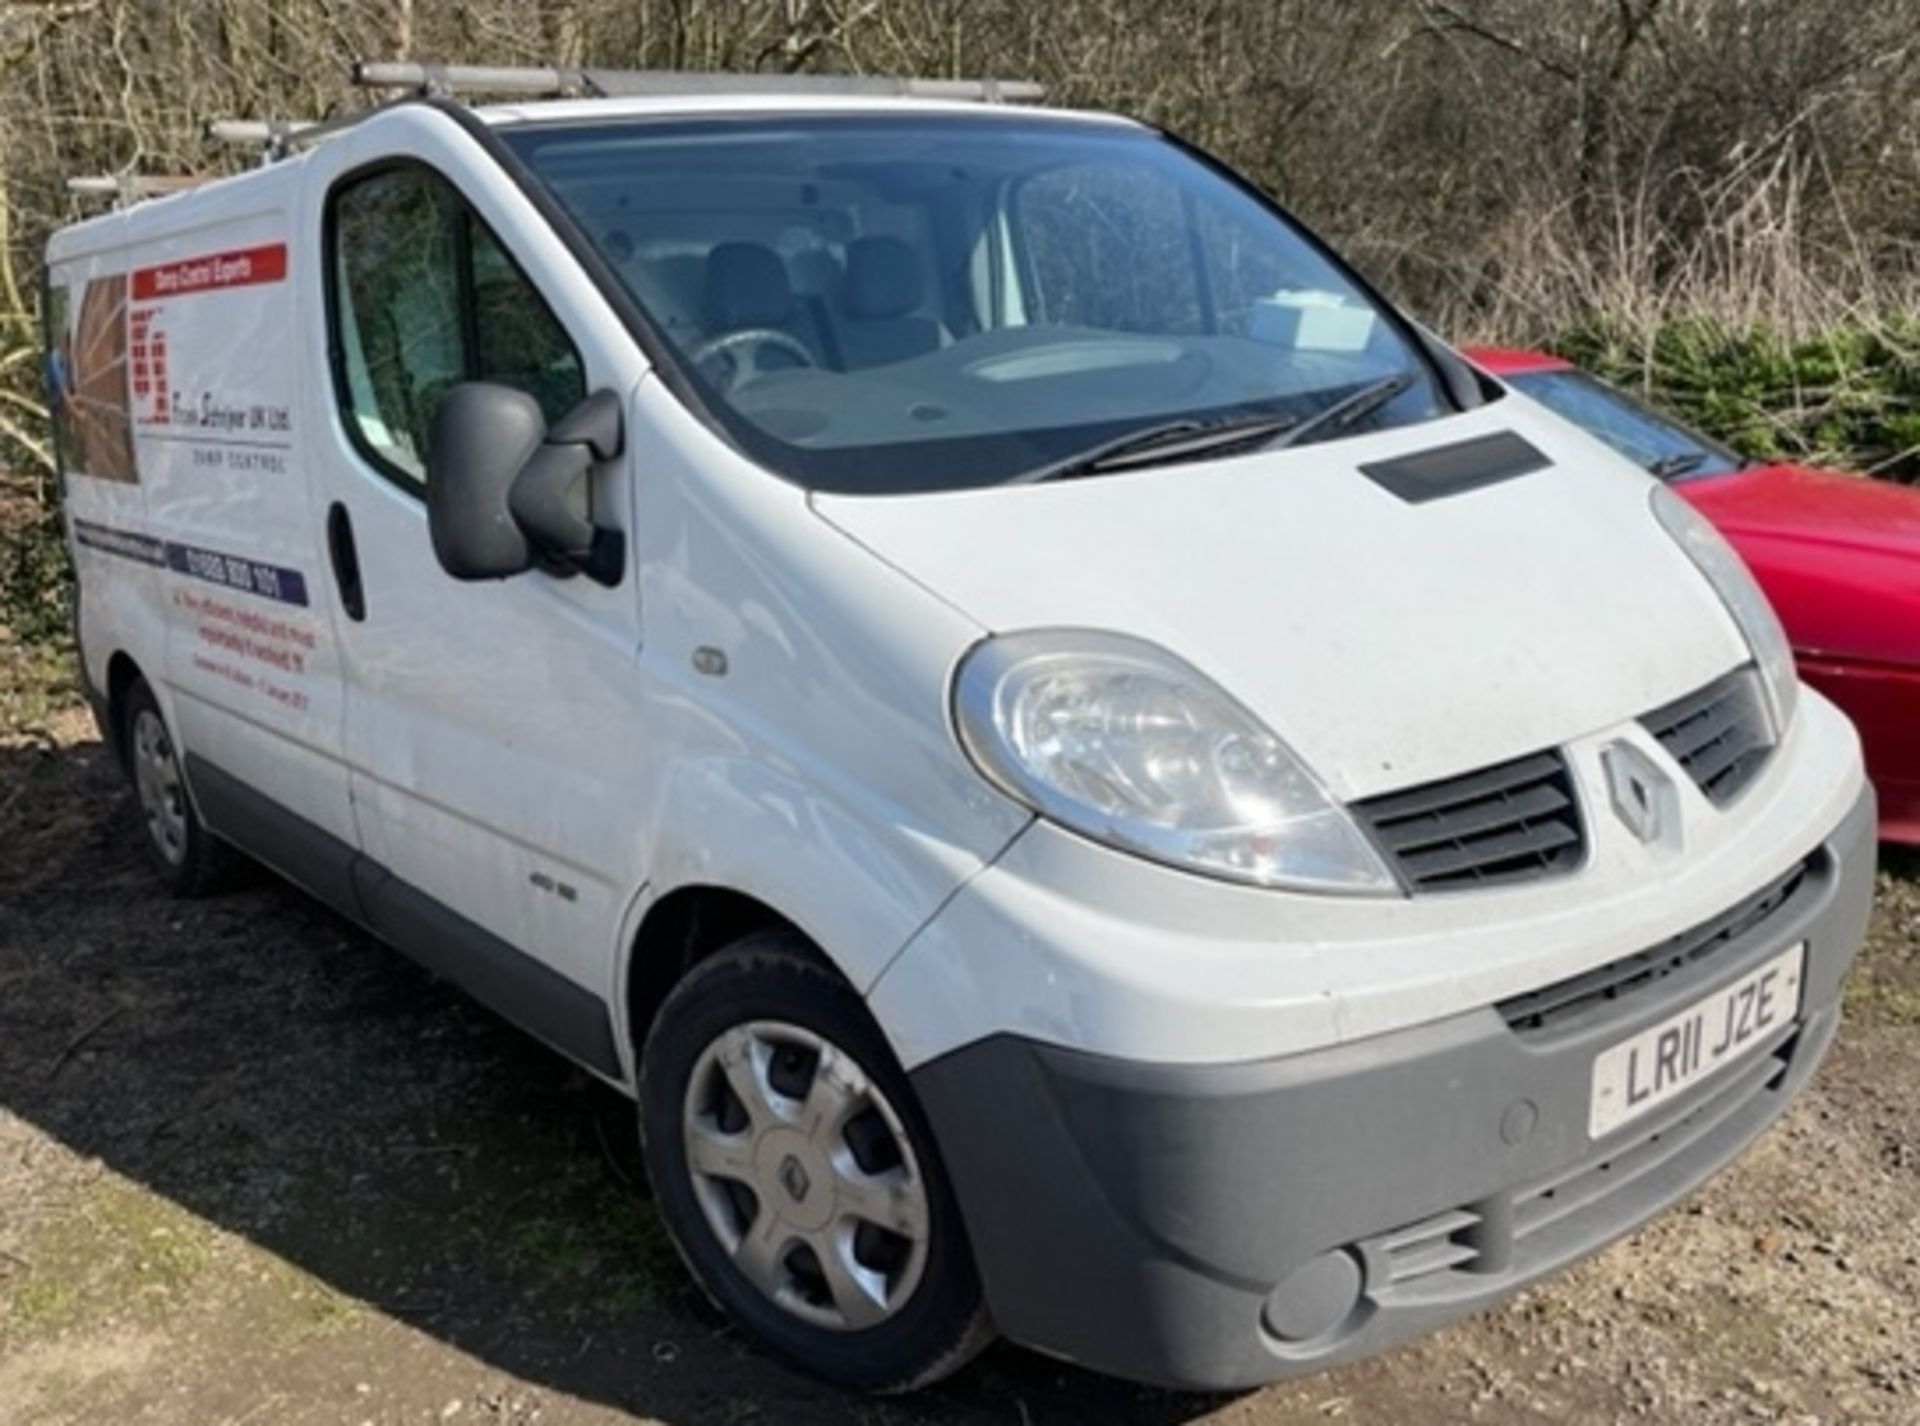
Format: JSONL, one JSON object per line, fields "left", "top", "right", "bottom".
{"left": 1588, "top": 944, "right": 1804, "bottom": 1139}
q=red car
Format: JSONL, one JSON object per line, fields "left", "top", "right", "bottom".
{"left": 1466, "top": 346, "right": 1920, "bottom": 844}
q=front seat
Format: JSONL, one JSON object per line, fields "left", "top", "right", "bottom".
{"left": 838, "top": 236, "right": 942, "bottom": 369}
{"left": 701, "top": 241, "right": 818, "bottom": 367}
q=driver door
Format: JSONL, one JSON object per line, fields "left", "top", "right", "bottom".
{"left": 298, "top": 119, "right": 653, "bottom": 1059}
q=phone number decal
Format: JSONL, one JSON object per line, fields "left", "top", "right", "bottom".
{"left": 71, "top": 520, "right": 308, "bottom": 607}
{"left": 165, "top": 540, "right": 309, "bottom": 607}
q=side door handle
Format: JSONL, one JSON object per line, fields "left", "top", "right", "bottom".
{"left": 326, "top": 502, "right": 366, "bottom": 622}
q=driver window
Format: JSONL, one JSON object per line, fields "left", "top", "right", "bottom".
{"left": 330, "top": 165, "right": 586, "bottom": 489}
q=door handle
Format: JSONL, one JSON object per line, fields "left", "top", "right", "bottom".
{"left": 326, "top": 502, "right": 366, "bottom": 622}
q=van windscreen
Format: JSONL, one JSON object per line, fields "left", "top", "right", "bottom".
{"left": 501, "top": 115, "right": 1443, "bottom": 494}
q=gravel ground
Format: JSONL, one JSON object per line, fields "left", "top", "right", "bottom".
{"left": 2, "top": 643, "right": 1918, "bottom": 1426}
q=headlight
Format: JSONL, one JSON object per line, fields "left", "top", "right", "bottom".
{"left": 953, "top": 630, "right": 1398, "bottom": 893}
{"left": 1651, "top": 486, "right": 1798, "bottom": 735}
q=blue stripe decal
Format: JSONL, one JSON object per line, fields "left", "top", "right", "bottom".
{"left": 72, "top": 518, "right": 166, "bottom": 567}
{"left": 71, "top": 518, "right": 310, "bottom": 608}
{"left": 163, "top": 540, "right": 309, "bottom": 607}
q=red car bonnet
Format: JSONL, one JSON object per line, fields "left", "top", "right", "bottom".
{"left": 1465, "top": 343, "right": 1920, "bottom": 840}
{"left": 1682, "top": 464, "right": 1920, "bottom": 668}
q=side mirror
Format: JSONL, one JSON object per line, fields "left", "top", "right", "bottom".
{"left": 426, "top": 384, "right": 544, "bottom": 581}
{"left": 508, "top": 389, "right": 625, "bottom": 586}
{"left": 425, "top": 385, "right": 626, "bottom": 586}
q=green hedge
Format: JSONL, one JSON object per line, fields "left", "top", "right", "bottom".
{"left": 1557, "top": 319, "right": 1920, "bottom": 481}
{"left": 2, "top": 496, "right": 68, "bottom": 646}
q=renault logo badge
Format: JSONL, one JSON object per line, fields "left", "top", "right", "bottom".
{"left": 1602, "top": 741, "right": 1675, "bottom": 847}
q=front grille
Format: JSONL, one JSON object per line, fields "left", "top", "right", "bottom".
{"left": 1354, "top": 750, "right": 1586, "bottom": 893}
{"left": 1375, "top": 1207, "right": 1484, "bottom": 1288}
{"left": 1496, "top": 856, "right": 1814, "bottom": 1040}
{"left": 1642, "top": 668, "right": 1774, "bottom": 806}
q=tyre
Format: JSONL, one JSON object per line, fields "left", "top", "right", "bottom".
{"left": 638, "top": 932, "right": 992, "bottom": 1392}
{"left": 121, "top": 678, "right": 238, "bottom": 897}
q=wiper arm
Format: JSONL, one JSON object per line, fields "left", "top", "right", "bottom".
{"left": 1648, "top": 451, "right": 1709, "bottom": 480}
{"left": 1009, "top": 411, "right": 1299, "bottom": 486}
{"left": 1261, "top": 371, "right": 1418, "bottom": 453}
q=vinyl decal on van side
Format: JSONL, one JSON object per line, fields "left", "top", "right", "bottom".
{"left": 71, "top": 518, "right": 309, "bottom": 607}
{"left": 71, "top": 517, "right": 166, "bottom": 567}
{"left": 128, "top": 243, "right": 293, "bottom": 440}
{"left": 164, "top": 539, "right": 309, "bottom": 607}
{"left": 131, "top": 243, "right": 287, "bottom": 300}
{"left": 46, "top": 275, "right": 138, "bottom": 483}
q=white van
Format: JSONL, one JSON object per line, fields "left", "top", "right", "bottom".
{"left": 46, "top": 67, "right": 1873, "bottom": 1394}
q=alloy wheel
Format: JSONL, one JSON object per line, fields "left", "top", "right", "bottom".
{"left": 681, "top": 1019, "right": 932, "bottom": 1332}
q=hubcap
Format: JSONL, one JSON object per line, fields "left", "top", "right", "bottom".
{"left": 131, "top": 708, "right": 188, "bottom": 867}
{"left": 682, "top": 1020, "right": 931, "bottom": 1332}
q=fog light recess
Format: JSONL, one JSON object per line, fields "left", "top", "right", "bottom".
{"left": 1261, "top": 1248, "right": 1365, "bottom": 1347}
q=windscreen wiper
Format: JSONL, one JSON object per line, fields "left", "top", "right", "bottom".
{"left": 1648, "top": 451, "right": 1709, "bottom": 480}
{"left": 1009, "top": 411, "right": 1300, "bottom": 485}
{"left": 1260, "top": 371, "right": 1417, "bottom": 453}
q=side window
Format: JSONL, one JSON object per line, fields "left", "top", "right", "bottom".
{"left": 330, "top": 169, "right": 463, "bottom": 482}
{"left": 329, "top": 165, "right": 585, "bottom": 488}
{"left": 469, "top": 218, "right": 585, "bottom": 423}
{"left": 1014, "top": 163, "right": 1202, "bottom": 334}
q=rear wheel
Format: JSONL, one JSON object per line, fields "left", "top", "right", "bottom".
{"left": 638, "top": 933, "right": 992, "bottom": 1392}
{"left": 121, "top": 679, "right": 238, "bottom": 897}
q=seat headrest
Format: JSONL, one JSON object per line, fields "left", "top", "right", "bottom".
{"left": 788, "top": 248, "right": 846, "bottom": 301}
{"left": 703, "top": 241, "right": 793, "bottom": 330}
{"left": 844, "top": 237, "right": 923, "bottom": 321}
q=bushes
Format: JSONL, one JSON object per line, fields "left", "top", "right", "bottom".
{"left": 0, "top": 477, "right": 70, "bottom": 649}
{"left": 1558, "top": 320, "right": 1920, "bottom": 481}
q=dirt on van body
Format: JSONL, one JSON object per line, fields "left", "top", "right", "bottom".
{"left": 3, "top": 641, "right": 1919, "bottom": 1426}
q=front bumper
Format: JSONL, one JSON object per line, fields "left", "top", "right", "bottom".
{"left": 910, "top": 786, "right": 1876, "bottom": 1391}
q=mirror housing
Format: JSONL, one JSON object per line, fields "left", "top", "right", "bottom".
{"left": 426, "top": 384, "right": 544, "bottom": 581}
{"left": 426, "top": 385, "right": 626, "bottom": 586}
{"left": 508, "top": 388, "right": 625, "bottom": 586}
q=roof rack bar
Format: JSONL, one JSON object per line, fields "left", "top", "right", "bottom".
{"left": 352, "top": 59, "right": 1044, "bottom": 103}
{"left": 205, "top": 117, "right": 321, "bottom": 162}
{"left": 67, "top": 174, "right": 210, "bottom": 200}
{"left": 205, "top": 118, "right": 319, "bottom": 146}
{"left": 77, "top": 57, "right": 1049, "bottom": 210}
{"left": 354, "top": 60, "right": 588, "bottom": 97}
{"left": 204, "top": 102, "right": 401, "bottom": 162}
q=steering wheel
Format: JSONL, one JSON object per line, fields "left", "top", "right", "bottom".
{"left": 692, "top": 328, "right": 817, "bottom": 392}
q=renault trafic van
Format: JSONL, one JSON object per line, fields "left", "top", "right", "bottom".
{"left": 46, "top": 66, "right": 1874, "bottom": 1393}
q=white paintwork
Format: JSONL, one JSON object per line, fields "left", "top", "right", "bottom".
{"left": 295, "top": 107, "right": 652, "bottom": 993}
{"left": 871, "top": 690, "right": 1862, "bottom": 1067}
{"left": 817, "top": 397, "right": 1750, "bottom": 802}
{"left": 52, "top": 168, "right": 356, "bottom": 848}
{"left": 50, "top": 91, "right": 1865, "bottom": 1105}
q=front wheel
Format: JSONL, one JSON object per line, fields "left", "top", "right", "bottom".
{"left": 638, "top": 933, "right": 992, "bottom": 1392}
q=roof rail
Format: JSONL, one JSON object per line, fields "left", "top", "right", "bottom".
{"left": 351, "top": 60, "right": 1045, "bottom": 104}
{"left": 205, "top": 118, "right": 320, "bottom": 161}
{"left": 201, "top": 98, "right": 416, "bottom": 162}
{"left": 68, "top": 59, "right": 1048, "bottom": 205}
{"left": 67, "top": 174, "right": 210, "bottom": 202}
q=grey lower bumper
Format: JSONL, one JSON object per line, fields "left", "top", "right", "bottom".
{"left": 911, "top": 788, "right": 1876, "bottom": 1391}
